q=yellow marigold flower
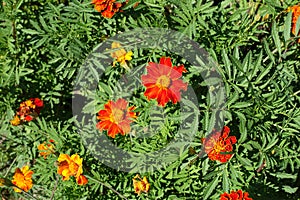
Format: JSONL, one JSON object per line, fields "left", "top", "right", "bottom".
{"left": 57, "top": 154, "right": 88, "bottom": 185}
{"left": 110, "top": 42, "right": 133, "bottom": 69}
{"left": 37, "top": 141, "right": 55, "bottom": 159}
{"left": 12, "top": 166, "right": 34, "bottom": 193}
{"left": 0, "top": 178, "right": 4, "bottom": 186}
{"left": 132, "top": 174, "right": 150, "bottom": 195}
{"left": 10, "top": 115, "right": 21, "bottom": 126}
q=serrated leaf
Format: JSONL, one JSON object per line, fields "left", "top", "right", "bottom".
{"left": 284, "top": 12, "right": 292, "bottom": 42}
{"left": 203, "top": 175, "right": 219, "bottom": 200}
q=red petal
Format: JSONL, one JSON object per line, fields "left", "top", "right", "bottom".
{"left": 159, "top": 57, "right": 172, "bottom": 68}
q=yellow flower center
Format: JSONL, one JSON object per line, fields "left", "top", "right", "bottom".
{"left": 111, "top": 108, "right": 125, "bottom": 123}
{"left": 156, "top": 75, "right": 171, "bottom": 88}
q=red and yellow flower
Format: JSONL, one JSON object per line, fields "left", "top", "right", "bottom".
{"left": 202, "top": 126, "right": 237, "bottom": 163}
{"left": 220, "top": 189, "right": 253, "bottom": 200}
{"left": 110, "top": 41, "right": 133, "bottom": 69}
{"left": 91, "top": 0, "right": 127, "bottom": 18}
{"left": 287, "top": 4, "right": 300, "bottom": 42}
{"left": 37, "top": 140, "right": 55, "bottom": 159}
{"left": 141, "top": 57, "right": 188, "bottom": 107}
{"left": 12, "top": 166, "right": 34, "bottom": 193}
{"left": 133, "top": 174, "right": 150, "bottom": 195}
{"left": 10, "top": 98, "right": 44, "bottom": 126}
{"left": 57, "top": 154, "right": 88, "bottom": 185}
{"left": 96, "top": 98, "right": 137, "bottom": 138}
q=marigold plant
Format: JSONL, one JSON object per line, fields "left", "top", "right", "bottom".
{"left": 202, "top": 126, "right": 237, "bottom": 163}
{"left": 288, "top": 4, "right": 300, "bottom": 39}
{"left": 91, "top": 0, "right": 127, "bottom": 18}
{"left": 141, "top": 57, "right": 188, "bottom": 107}
{"left": 10, "top": 98, "right": 44, "bottom": 126}
{"left": 110, "top": 41, "right": 133, "bottom": 69}
{"left": 96, "top": 98, "right": 137, "bottom": 138}
{"left": 220, "top": 189, "right": 253, "bottom": 200}
{"left": 132, "top": 174, "right": 150, "bottom": 195}
{"left": 57, "top": 154, "right": 88, "bottom": 185}
{"left": 37, "top": 140, "right": 55, "bottom": 159}
{"left": 11, "top": 166, "right": 34, "bottom": 193}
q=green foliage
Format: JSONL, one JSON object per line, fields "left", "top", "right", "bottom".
{"left": 0, "top": 0, "right": 299, "bottom": 199}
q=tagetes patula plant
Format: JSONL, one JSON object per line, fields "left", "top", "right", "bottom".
{"left": 91, "top": 0, "right": 127, "bottom": 18}
{"left": 141, "top": 57, "right": 188, "bottom": 107}
{"left": 287, "top": 4, "right": 300, "bottom": 42}
{"left": 37, "top": 139, "right": 55, "bottom": 159}
{"left": 57, "top": 154, "right": 88, "bottom": 185}
{"left": 96, "top": 98, "right": 137, "bottom": 138}
{"left": 202, "top": 126, "right": 237, "bottom": 163}
{"left": 11, "top": 166, "right": 34, "bottom": 193}
{"left": 220, "top": 189, "right": 253, "bottom": 200}
{"left": 110, "top": 41, "right": 133, "bottom": 70}
{"left": 10, "top": 98, "right": 44, "bottom": 126}
{"left": 132, "top": 174, "right": 150, "bottom": 195}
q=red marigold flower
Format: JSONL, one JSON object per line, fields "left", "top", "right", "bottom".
{"left": 96, "top": 98, "right": 137, "bottom": 138}
{"left": 141, "top": 57, "right": 188, "bottom": 107}
{"left": 12, "top": 166, "right": 34, "bottom": 193}
{"left": 10, "top": 98, "right": 44, "bottom": 126}
{"left": 91, "top": 0, "right": 127, "bottom": 18}
{"left": 202, "top": 126, "right": 237, "bottom": 163}
{"left": 220, "top": 189, "right": 253, "bottom": 200}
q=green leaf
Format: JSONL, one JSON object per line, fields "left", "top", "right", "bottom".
{"left": 236, "top": 154, "right": 252, "bottom": 167}
{"left": 284, "top": 11, "right": 292, "bottom": 42}
{"left": 271, "top": 20, "right": 281, "bottom": 57}
{"left": 22, "top": 29, "right": 41, "bottom": 35}
{"left": 263, "top": 38, "right": 275, "bottom": 64}
{"left": 231, "top": 102, "right": 253, "bottom": 109}
{"left": 282, "top": 185, "right": 298, "bottom": 194}
{"left": 203, "top": 175, "right": 219, "bottom": 200}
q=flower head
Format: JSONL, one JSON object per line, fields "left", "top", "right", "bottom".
{"left": 12, "top": 166, "right": 34, "bottom": 193}
{"left": 96, "top": 98, "right": 137, "bottom": 138}
{"left": 287, "top": 4, "right": 300, "bottom": 42}
{"left": 133, "top": 174, "right": 150, "bottom": 195}
{"left": 110, "top": 41, "right": 133, "bottom": 69}
{"left": 202, "top": 126, "right": 237, "bottom": 163}
{"left": 0, "top": 178, "right": 4, "bottom": 186}
{"left": 10, "top": 98, "right": 44, "bottom": 126}
{"left": 91, "top": 0, "right": 127, "bottom": 18}
{"left": 37, "top": 140, "right": 55, "bottom": 159}
{"left": 220, "top": 189, "right": 253, "bottom": 200}
{"left": 57, "top": 154, "right": 88, "bottom": 185}
{"left": 141, "top": 57, "right": 188, "bottom": 107}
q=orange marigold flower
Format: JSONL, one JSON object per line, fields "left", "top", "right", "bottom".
{"left": 96, "top": 98, "right": 137, "bottom": 138}
{"left": 220, "top": 189, "right": 253, "bottom": 200}
{"left": 10, "top": 115, "right": 21, "bottom": 126}
{"left": 37, "top": 141, "right": 55, "bottom": 159}
{"left": 57, "top": 154, "right": 88, "bottom": 185}
{"left": 0, "top": 178, "right": 4, "bottom": 186}
{"left": 202, "top": 126, "right": 237, "bottom": 163}
{"left": 110, "top": 41, "right": 133, "bottom": 69}
{"left": 141, "top": 57, "right": 188, "bottom": 107}
{"left": 133, "top": 174, "right": 150, "bottom": 195}
{"left": 10, "top": 98, "right": 44, "bottom": 126}
{"left": 287, "top": 4, "right": 300, "bottom": 43}
{"left": 288, "top": 5, "right": 300, "bottom": 35}
{"left": 12, "top": 166, "right": 34, "bottom": 193}
{"left": 91, "top": 0, "right": 127, "bottom": 18}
